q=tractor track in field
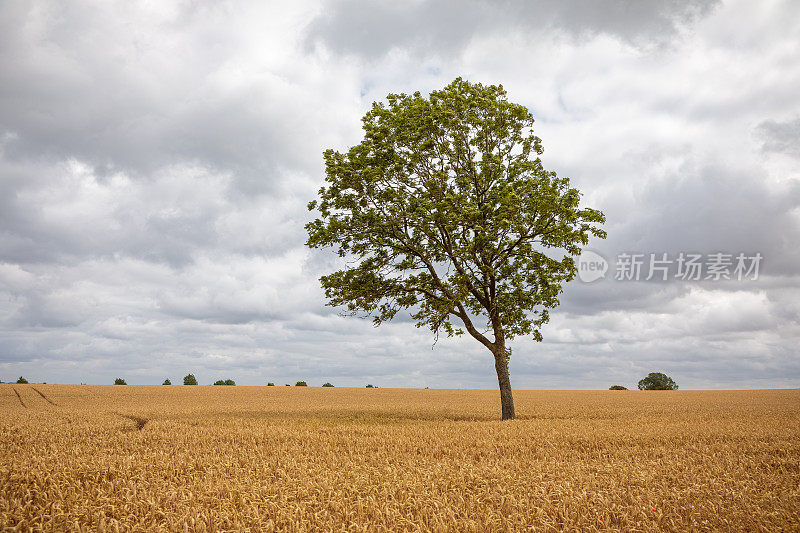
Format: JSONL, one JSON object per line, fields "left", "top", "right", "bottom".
{"left": 115, "top": 412, "right": 149, "bottom": 430}
{"left": 8, "top": 385, "right": 150, "bottom": 430}
{"left": 8, "top": 386, "right": 150, "bottom": 432}
{"left": 13, "top": 387, "right": 26, "bottom": 408}
{"left": 31, "top": 386, "right": 58, "bottom": 405}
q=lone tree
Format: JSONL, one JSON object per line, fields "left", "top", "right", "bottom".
{"left": 638, "top": 372, "right": 678, "bottom": 390}
{"left": 306, "top": 79, "right": 605, "bottom": 420}
{"left": 183, "top": 374, "right": 198, "bottom": 386}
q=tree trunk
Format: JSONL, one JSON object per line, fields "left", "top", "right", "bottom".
{"left": 493, "top": 347, "right": 515, "bottom": 420}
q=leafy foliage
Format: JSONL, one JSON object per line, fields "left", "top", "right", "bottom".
{"left": 183, "top": 374, "right": 198, "bottom": 386}
{"left": 609, "top": 385, "right": 628, "bottom": 390}
{"left": 306, "top": 78, "right": 605, "bottom": 346}
{"left": 267, "top": 382, "right": 275, "bottom": 386}
{"left": 365, "top": 384, "right": 375, "bottom": 388}
{"left": 638, "top": 373, "right": 678, "bottom": 391}
{"left": 295, "top": 381, "right": 308, "bottom": 387}
{"left": 163, "top": 379, "right": 171, "bottom": 385}
{"left": 114, "top": 378, "right": 127, "bottom": 385}
{"left": 322, "top": 382, "right": 334, "bottom": 387}
{"left": 16, "top": 376, "right": 28, "bottom": 384}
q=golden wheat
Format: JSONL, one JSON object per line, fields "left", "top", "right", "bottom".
{"left": 1, "top": 385, "right": 798, "bottom": 531}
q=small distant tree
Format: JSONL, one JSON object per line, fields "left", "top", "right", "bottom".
{"left": 267, "top": 382, "right": 275, "bottom": 386}
{"left": 183, "top": 374, "right": 198, "bottom": 386}
{"left": 114, "top": 378, "right": 127, "bottom": 385}
{"left": 295, "top": 381, "right": 308, "bottom": 387}
{"left": 322, "top": 382, "right": 334, "bottom": 387}
{"left": 16, "top": 376, "right": 28, "bottom": 384}
{"left": 609, "top": 385, "right": 627, "bottom": 390}
{"left": 638, "top": 373, "right": 678, "bottom": 390}
{"left": 365, "top": 384, "right": 374, "bottom": 388}
{"left": 163, "top": 379, "right": 171, "bottom": 385}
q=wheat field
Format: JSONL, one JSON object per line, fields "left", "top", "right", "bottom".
{"left": 1, "top": 385, "right": 798, "bottom": 531}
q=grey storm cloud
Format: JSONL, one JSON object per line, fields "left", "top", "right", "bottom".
{"left": 0, "top": 0, "right": 798, "bottom": 389}
{"left": 611, "top": 160, "right": 800, "bottom": 276}
{"left": 758, "top": 117, "right": 800, "bottom": 158}
{"left": 0, "top": 2, "right": 324, "bottom": 189}
{"left": 305, "top": 0, "right": 720, "bottom": 59}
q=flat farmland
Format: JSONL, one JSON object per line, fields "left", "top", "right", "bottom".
{"left": 1, "top": 385, "right": 798, "bottom": 531}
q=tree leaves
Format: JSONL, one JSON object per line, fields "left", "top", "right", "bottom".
{"left": 306, "top": 78, "right": 606, "bottom": 353}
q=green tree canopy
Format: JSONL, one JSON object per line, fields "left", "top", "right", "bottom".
{"left": 16, "top": 376, "right": 28, "bottom": 384}
{"left": 183, "top": 374, "right": 198, "bottom": 386}
{"left": 306, "top": 78, "right": 605, "bottom": 419}
{"left": 638, "top": 373, "right": 678, "bottom": 390}
{"left": 114, "top": 378, "right": 127, "bottom": 385}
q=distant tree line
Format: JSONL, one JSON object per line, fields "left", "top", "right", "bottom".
{"left": 5, "top": 374, "right": 378, "bottom": 388}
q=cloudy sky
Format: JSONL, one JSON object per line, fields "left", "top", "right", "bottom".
{"left": 1, "top": 0, "right": 798, "bottom": 389}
